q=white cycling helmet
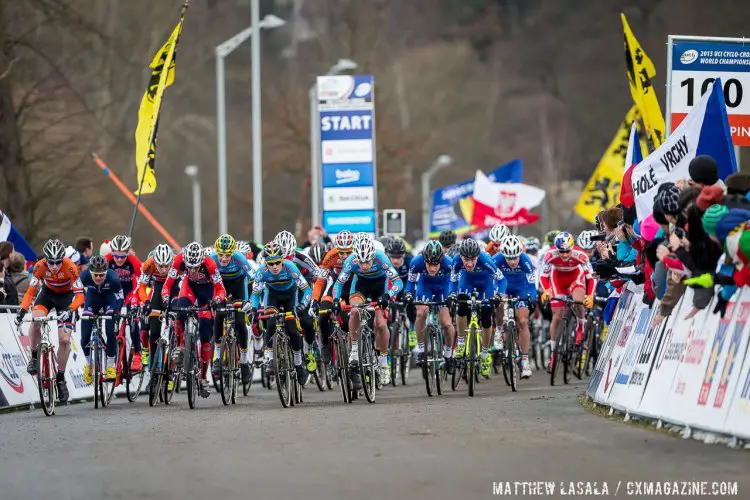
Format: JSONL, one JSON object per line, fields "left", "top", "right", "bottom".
{"left": 353, "top": 237, "right": 376, "bottom": 262}
{"left": 202, "top": 247, "right": 213, "bottom": 258}
{"left": 110, "top": 234, "right": 131, "bottom": 253}
{"left": 183, "top": 242, "right": 203, "bottom": 268}
{"left": 576, "top": 230, "right": 597, "bottom": 250}
{"left": 274, "top": 230, "right": 297, "bottom": 257}
{"left": 489, "top": 224, "right": 510, "bottom": 244}
{"left": 153, "top": 244, "right": 174, "bottom": 267}
{"left": 500, "top": 235, "right": 523, "bottom": 259}
{"left": 64, "top": 246, "right": 81, "bottom": 264}
{"left": 334, "top": 230, "right": 354, "bottom": 250}
{"left": 42, "top": 239, "right": 66, "bottom": 262}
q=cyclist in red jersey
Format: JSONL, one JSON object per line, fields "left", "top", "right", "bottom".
{"left": 106, "top": 235, "right": 144, "bottom": 370}
{"left": 162, "top": 242, "right": 226, "bottom": 397}
{"left": 539, "top": 232, "right": 594, "bottom": 371}
{"left": 485, "top": 223, "right": 510, "bottom": 257}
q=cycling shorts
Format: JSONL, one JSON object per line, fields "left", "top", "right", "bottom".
{"left": 350, "top": 275, "right": 387, "bottom": 302}
{"left": 415, "top": 280, "right": 451, "bottom": 302}
{"left": 455, "top": 272, "right": 495, "bottom": 300}
{"left": 504, "top": 286, "right": 530, "bottom": 309}
{"left": 33, "top": 288, "right": 74, "bottom": 315}
{"left": 548, "top": 269, "right": 586, "bottom": 307}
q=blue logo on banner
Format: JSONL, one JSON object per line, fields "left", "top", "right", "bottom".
{"left": 320, "top": 110, "right": 374, "bottom": 141}
{"left": 322, "top": 163, "right": 374, "bottom": 188}
{"left": 323, "top": 210, "right": 376, "bottom": 233}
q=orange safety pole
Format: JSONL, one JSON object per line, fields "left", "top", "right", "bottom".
{"left": 91, "top": 153, "right": 181, "bottom": 250}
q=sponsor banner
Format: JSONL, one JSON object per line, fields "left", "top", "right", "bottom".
{"left": 317, "top": 75, "right": 373, "bottom": 104}
{"left": 321, "top": 139, "right": 373, "bottom": 164}
{"left": 669, "top": 38, "right": 750, "bottom": 145}
{"left": 0, "top": 315, "right": 34, "bottom": 407}
{"left": 723, "top": 298, "right": 750, "bottom": 438}
{"left": 323, "top": 186, "right": 375, "bottom": 211}
{"left": 323, "top": 210, "right": 376, "bottom": 234}
{"left": 608, "top": 304, "right": 657, "bottom": 411}
{"left": 322, "top": 163, "right": 374, "bottom": 188}
{"left": 690, "top": 294, "right": 750, "bottom": 432}
{"left": 319, "top": 110, "right": 373, "bottom": 141}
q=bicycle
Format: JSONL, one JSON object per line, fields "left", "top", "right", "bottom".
{"left": 414, "top": 300, "right": 446, "bottom": 397}
{"left": 576, "top": 297, "right": 607, "bottom": 379}
{"left": 529, "top": 299, "right": 549, "bottom": 371}
{"left": 171, "top": 304, "right": 212, "bottom": 409}
{"left": 548, "top": 296, "right": 585, "bottom": 386}
{"left": 306, "top": 315, "right": 328, "bottom": 392}
{"left": 149, "top": 310, "right": 180, "bottom": 406}
{"left": 320, "top": 309, "right": 354, "bottom": 403}
{"left": 20, "top": 315, "right": 60, "bottom": 416}
{"left": 118, "top": 307, "right": 146, "bottom": 402}
{"left": 388, "top": 301, "right": 411, "bottom": 387}
{"left": 214, "top": 301, "right": 245, "bottom": 405}
{"left": 81, "top": 314, "right": 114, "bottom": 409}
{"left": 342, "top": 302, "right": 380, "bottom": 404}
{"left": 259, "top": 310, "right": 302, "bottom": 408}
{"left": 498, "top": 296, "right": 526, "bottom": 392}
{"left": 452, "top": 294, "right": 491, "bottom": 397}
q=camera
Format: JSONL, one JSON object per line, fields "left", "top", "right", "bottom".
{"left": 589, "top": 232, "right": 607, "bottom": 242}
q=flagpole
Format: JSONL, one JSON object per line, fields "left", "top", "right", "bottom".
{"left": 93, "top": 153, "right": 181, "bottom": 250}
{"left": 128, "top": 0, "right": 190, "bottom": 241}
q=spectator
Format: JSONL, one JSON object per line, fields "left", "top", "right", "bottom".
{"left": 0, "top": 242, "right": 18, "bottom": 308}
{"left": 7, "top": 253, "right": 29, "bottom": 301}
{"left": 75, "top": 237, "right": 94, "bottom": 258}
{"left": 688, "top": 155, "right": 727, "bottom": 192}
{"left": 0, "top": 241, "right": 13, "bottom": 267}
{"left": 301, "top": 226, "right": 332, "bottom": 249}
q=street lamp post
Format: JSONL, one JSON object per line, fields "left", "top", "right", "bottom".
{"left": 185, "top": 165, "right": 202, "bottom": 244}
{"left": 421, "top": 155, "right": 453, "bottom": 239}
{"left": 309, "top": 58, "right": 359, "bottom": 228}
{"left": 215, "top": 12, "right": 285, "bottom": 236}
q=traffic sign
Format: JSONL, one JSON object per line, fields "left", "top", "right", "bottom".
{"left": 382, "top": 209, "right": 406, "bottom": 237}
{"left": 667, "top": 36, "right": 750, "bottom": 146}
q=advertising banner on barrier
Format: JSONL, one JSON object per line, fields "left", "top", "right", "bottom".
{"left": 0, "top": 315, "right": 35, "bottom": 408}
{"left": 608, "top": 304, "right": 658, "bottom": 411}
{"left": 690, "top": 295, "right": 750, "bottom": 432}
{"left": 636, "top": 291, "right": 693, "bottom": 418}
{"left": 318, "top": 75, "right": 377, "bottom": 237}
{"left": 723, "top": 296, "right": 750, "bottom": 438}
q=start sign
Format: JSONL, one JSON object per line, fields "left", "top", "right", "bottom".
{"left": 667, "top": 36, "right": 750, "bottom": 146}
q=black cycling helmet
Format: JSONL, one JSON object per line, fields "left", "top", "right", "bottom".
{"left": 89, "top": 255, "right": 108, "bottom": 274}
{"left": 385, "top": 237, "right": 406, "bottom": 257}
{"left": 309, "top": 242, "right": 326, "bottom": 266}
{"left": 422, "top": 240, "right": 444, "bottom": 265}
{"left": 438, "top": 230, "right": 456, "bottom": 248}
{"left": 458, "top": 238, "right": 481, "bottom": 258}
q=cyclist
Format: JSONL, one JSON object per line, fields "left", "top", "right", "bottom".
{"left": 539, "top": 232, "right": 594, "bottom": 371}
{"left": 135, "top": 244, "right": 177, "bottom": 372}
{"left": 306, "top": 241, "right": 327, "bottom": 267}
{"left": 248, "top": 241, "right": 311, "bottom": 385}
{"left": 492, "top": 235, "right": 536, "bottom": 379}
{"left": 404, "top": 240, "right": 456, "bottom": 374}
{"left": 211, "top": 234, "right": 255, "bottom": 385}
{"left": 385, "top": 237, "right": 417, "bottom": 350}
{"left": 106, "top": 235, "right": 144, "bottom": 371}
{"left": 576, "top": 230, "right": 598, "bottom": 259}
{"left": 17, "top": 239, "right": 85, "bottom": 402}
{"left": 524, "top": 236, "right": 541, "bottom": 270}
{"left": 312, "top": 230, "right": 354, "bottom": 371}
{"left": 485, "top": 223, "right": 510, "bottom": 257}
{"left": 80, "top": 255, "right": 124, "bottom": 383}
{"left": 333, "top": 237, "right": 403, "bottom": 388}
{"left": 162, "top": 241, "right": 227, "bottom": 397}
{"left": 439, "top": 230, "right": 459, "bottom": 258}
{"left": 448, "top": 238, "right": 506, "bottom": 377}
{"left": 275, "top": 230, "right": 322, "bottom": 375}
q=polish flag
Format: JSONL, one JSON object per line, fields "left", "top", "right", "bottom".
{"left": 470, "top": 170, "right": 545, "bottom": 229}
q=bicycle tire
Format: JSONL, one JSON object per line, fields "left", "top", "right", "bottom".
{"left": 149, "top": 342, "right": 163, "bottom": 407}
{"left": 360, "top": 329, "right": 376, "bottom": 403}
{"left": 230, "top": 340, "right": 239, "bottom": 404}
{"left": 220, "top": 339, "right": 232, "bottom": 406}
{"left": 186, "top": 338, "right": 198, "bottom": 409}
{"left": 293, "top": 344, "right": 303, "bottom": 405}
{"left": 388, "top": 321, "right": 399, "bottom": 387}
{"left": 126, "top": 349, "right": 144, "bottom": 402}
{"left": 243, "top": 360, "right": 253, "bottom": 396}
{"left": 37, "top": 345, "right": 56, "bottom": 416}
{"left": 506, "top": 322, "right": 518, "bottom": 392}
{"left": 335, "top": 332, "right": 351, "bottom": 403}
{"left": 94, "top": 342, "right": 103, "bottom": 409}
{"left": 562, "top": 313, "right": 574, "bottom": 385}
{"left": 105, "top": 338, "right": 123, "bottom": 406}
{"left": 273, "top": 332, "right": 292, "bottom": 408}
{"left": 399, "top": 319, "right": 410, "bottom": 386}
{"left": 313, "top": 343, "right": 326, "bottom": 392}
{"left": 549, "top": 315, "right": 566, "bottom": 386}
{"left": 423, "top": 325, "right": 436, "bottom": 397}
{"left": 468, "top": 327, "right": 477, "bottom": 397}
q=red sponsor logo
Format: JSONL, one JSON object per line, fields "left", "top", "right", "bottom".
{"left": 0, "top": 341, "right": 24, "bottom": 394}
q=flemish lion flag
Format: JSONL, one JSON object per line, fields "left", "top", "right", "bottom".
{"left": 622, "top": 13, "right": 665, "bottom": 151}
{"left": 574, "top": 106, "right": 644, "bottom": 223}
{"left": 134, "top": 19, "right": 183, "bottom": 195}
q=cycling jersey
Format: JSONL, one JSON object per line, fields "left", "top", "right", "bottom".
{"left": 405, "top": 254, "right": 452, "bottom": 302}
{"left": 449, "top": 251, "right": 506, "bottom": 298}
{"left": 445, "top": 244, "right": 460, "bottom": 259}
{"left": 81, "top": 268, "right": 124, "bottom": 312}
{"left": 492, "top": 253, "right": 537, "bottom": 305}
{"left": 211, "top": 250, "right": 254, "bottom": 282}
{"left": 313, "top": 248, "right": 348, "bottom": 301}
{"left": 391, "top": 253, "right": 413, "bottom": 283}
{"left": 21, "top": 257, "right": 85, "bottom": 311}
{"left": 162, "top": 254, "right": 225, "bottom": 304}
{"left": 287, "top": 249, "right": 320, "bottom": 280}
{"left": 539, "top": 248, "right": 594, "bottom": 299}
{"left": 106, "top": 253, "right": 142, "bottom": 300}
{"left": 485, "top": 241, "right": 502, "bottom": 257}
{"left": 135, "top": 256, "right": 169, "bottom": 302}
{"left": 333, "top": 250, "right": 403, "bottom": 301}
{"left": 250, "top": 260, "right": 312, "bottom": 309}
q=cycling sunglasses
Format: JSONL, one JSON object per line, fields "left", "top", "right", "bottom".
{"left": 47, "top": 259, "right": 63, "bottom": 266}
{"left": 112, "top": 252, "right": 128, "bottom": 259}
{"left": 266, "top": 260, "right": 283, "bottom": 267}
{"left": 92, "top": 272, "right": 107, "bottom": 279}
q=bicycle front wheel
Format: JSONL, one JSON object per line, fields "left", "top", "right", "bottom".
{"left": 273, "top": 334, "right": 292, "bottom": 408}
{"left": 503, "top": 323, "right": 518, "bottom": 392}
{"left": 360, "top": 330, "right": 377, "bottom": 403}
{"left": 467, "top": 328, "right": 477, "bottom": 397}
{"left": 220, "top": 339, "right": 232, "bottom": 406}
{"left": 423, "top": 326, "right": 437, "bottom": 397}
{"left": 37, "top": 345, "right": 56, "bottom": 416}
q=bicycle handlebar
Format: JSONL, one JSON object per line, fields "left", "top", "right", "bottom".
{"left": 342, "top": 301, "right": 379, "bottom": 312}
{"left": 258, "top": 311, "right": 296, "bottom": 320}
{"left": 22, "top": 315, "right": 64, "bottom": 323}
{"left": 413, "top": 300, "right": 446, "bottom": 307}
{"left": 81, "top": 315, "right": 113, "bottom": 321}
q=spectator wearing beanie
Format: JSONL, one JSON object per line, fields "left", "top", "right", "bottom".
{"left": 696, "top": 185, "right": 726, "bottom": 211}
{"left": 725, "top": 173, "right": 750, "bottom": 196}
{"left": 654, "top": 185, "right": 682, "bottom": 224}
{"left": 688, "top": 155, "right": 727, "bottom": 192}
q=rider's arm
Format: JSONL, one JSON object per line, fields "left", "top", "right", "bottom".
{"left": 204, "top": 256, "right": 227, "bottom": 300}
{"left": 539, "top": 253, "right": 553, "bottom": 291}
{"left": 233, "top": 251, "right": 255, "bottom": 281}
{"left": 249, "top": 270, "right": 265, "bottom": 309}
{"left": 161, "top": 257, "right": 181, "bottom": 303}
{"left": 293, "top": 249, "right": 321, "bottom": 279}
{"left": 20, "top": 261, "right": 45, "bottom": 310}
{"left": 404, "top": 255, "right": 423, "bottom": 296}
{"left": 69, "top": 263, "right": 85, "bottom": 311}
{"left": 289, "top": 262, "right": 312, "bottom": 306}
{"left": 480, "top": 251, "right": 506, "bottom": 295}
{"left": 313, "top": 250, "right": 336, "bottom": 301}
{"left": 522, "top": 255, "right": 537, "bottom": 301}
{"left": 332, "top": 255, "right": 355, "bottom": 301}
{"left": 379, "top": 254, "right": 403, "bottom": 297}
{"left": 449, "top": 257, "right": 461, "bottom": 296}
{"left": 109, "top": 271, "right": 124, "bottom": 311}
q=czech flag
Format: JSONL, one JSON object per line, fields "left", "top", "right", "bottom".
{"left": 630, "top": 78, "right": 737, "bottom": 220}
{"left": 0, "top": 210, "right": 37, "bottom": 262}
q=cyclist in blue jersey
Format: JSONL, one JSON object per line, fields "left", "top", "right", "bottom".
{"left": 492, "top": 235, "right": 536, "bottom": 379}
{"left": 385, "top": 237, "right": 417, "bottom": 349}
{"left": 403, "top": 240, "right": 456, "bottom": 374}
{"left": 249, "top": 241, "right": 312, "bottom": 385}
{"left": 211, "top": 234, "right": 256, "bottom": 385}
{"left": 80, "top": 255, "right": 124, "bottom": 384}
{"left": 448, "top": 238, "right": 506, "bottom": 377}
{"left": 333, "top": 237, "right": 403, "bottom": 388}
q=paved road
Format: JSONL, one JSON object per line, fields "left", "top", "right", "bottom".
{"left": 0, "top": 368, "right": 746, "bottom": 500}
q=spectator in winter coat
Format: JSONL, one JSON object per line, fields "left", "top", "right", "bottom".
{"left": 7, "top": 253, "right": 29, "bottom": 301}
{"left": 0, "top": 242, "right": 18, "bottom": 308}
{"left": 688, "top": 155, "right": 727, "bottom": 192}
